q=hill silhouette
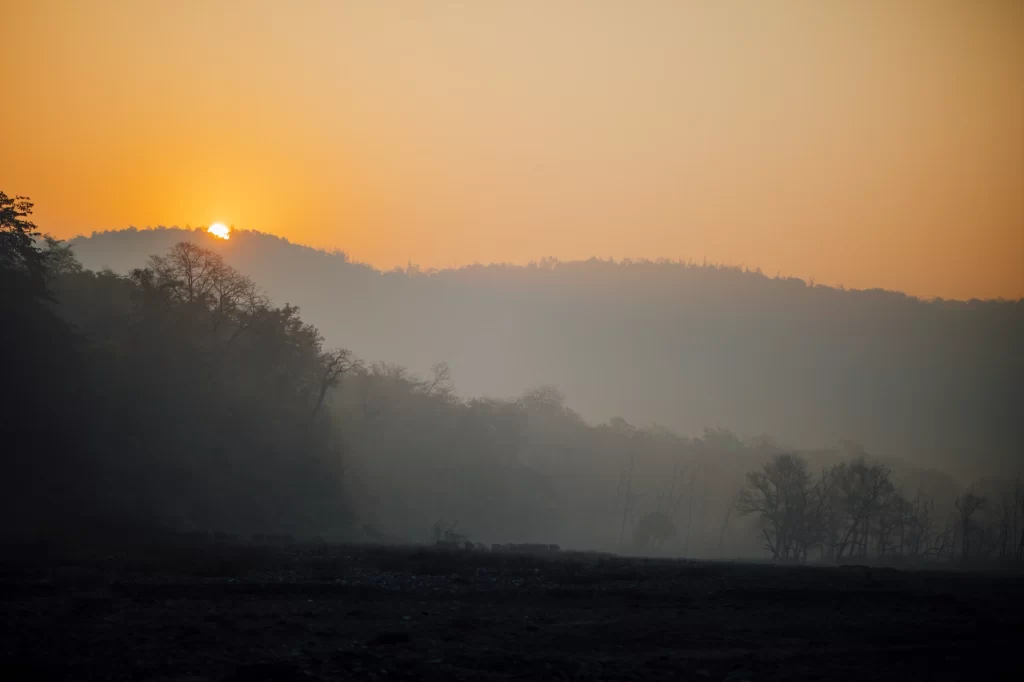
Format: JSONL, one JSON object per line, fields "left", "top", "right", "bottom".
{"left": 69, "top": 227, "right": 1024, "bottom": 481}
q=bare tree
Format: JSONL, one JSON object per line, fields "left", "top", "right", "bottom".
{"left": 681, "top": 467, "right": 699, "bottom": 557}
{"left": 617, "top": 450, "right": 637, "bottom": 547}
{"left": 311, "top": 348, "right": 358, "bottom": 421}
{"left": 997, "top": 491, "right": 1014, "bottom": 559}
{"left": 831, "top": 460, "right": 893, "bottom": 559}
{"left": 955, "top": 491, "right": 986, "bottom": 560}
{"left": 902, "top": 493, "right": 935, "bottom": 558}
{"left": 874, "top": 486, "right": 909, "bottom": 559}
{"left": 145, "top": 241, "right": 270, "bottom": 348}
{"left": 718, "top": 502, "right": 734, "bottom": 558}
{"left": 148, "top": 241, "right": 229, "bottom": 304}
{"left": 735, "top": 454, "right": 831, "bottom": 562}
{"left": 421, "top": 362, "right": 454, "bottom": 399}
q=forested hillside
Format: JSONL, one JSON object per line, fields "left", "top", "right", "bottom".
{"left": 3, "top": 200, "right": 350, "bottom": 542}
{"left": 71, "top": 226, "right": 1024, "bottom": 481}
{"left": 6, "top": 197, "right": 1024, "bottom": 560}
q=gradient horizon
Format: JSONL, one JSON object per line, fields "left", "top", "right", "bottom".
{"left": 2, "top": 0, "right": 1022, "bottom": 300}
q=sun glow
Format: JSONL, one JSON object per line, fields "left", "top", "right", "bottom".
{"left": 208, "top": 223, "right": 230, "bottom": 240}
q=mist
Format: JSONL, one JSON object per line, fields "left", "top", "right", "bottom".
{"left": 71, "top": 226, "right": 1023, "bottom": 486}
{"left": 5, "top": 197, "right": 1024, "bottom": 681}
{"left": 6, "top": 1, "right": 1024, "bottom": 676}
{"left": 0, "top": 220, "right": 992, "bottom": 560}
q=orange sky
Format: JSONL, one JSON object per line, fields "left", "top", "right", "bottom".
{"left": 2, "top": 0, "right": 1022, "bottom": 300}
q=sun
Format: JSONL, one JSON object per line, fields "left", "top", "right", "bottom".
{"left": 207, "top": 223, "right": 231, "bottom": 240}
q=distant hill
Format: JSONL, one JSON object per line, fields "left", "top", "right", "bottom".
{"left": 69, "top": 227, "right": 1024, "bottom": 480}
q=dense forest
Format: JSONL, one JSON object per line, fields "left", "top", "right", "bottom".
{"left": 71, "top": 225, "right": 1024, "bottom": 483}
{"left": 3, "top": 194, "right": 349, "bottom": 542}
{"left": 4, "top": 193, "right": 1023, "bottom": 563}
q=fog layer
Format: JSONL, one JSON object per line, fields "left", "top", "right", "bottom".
{"left": 72, "top": 227, "right": 1023, "bottom": 483}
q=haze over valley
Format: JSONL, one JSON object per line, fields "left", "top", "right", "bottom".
{"left": 71, "top": 226, "right": 1022, "bottom": 484}
{"left": 3, "top": 3, "right": 1024, "bottom": 678}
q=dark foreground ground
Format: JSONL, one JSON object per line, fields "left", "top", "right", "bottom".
{"left": 2, "top": 544, "right": 1023, "bottom": 681}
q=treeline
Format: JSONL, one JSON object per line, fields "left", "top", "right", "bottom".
{"left": 735, "top": 454, "right": 1024, "bottom": 564}
{"left": 69, "top": 226, "right": 1024, "bottom": 482}
{"left": 330, "top": 364, "right": 1018, "bottom": 565}
{"left": 2, "top": 193, "right": 350, "bottom": 542}
{"left": 4, "top": 194, "right": 1020, "bottom": 563}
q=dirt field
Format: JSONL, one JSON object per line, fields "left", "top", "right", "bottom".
{"left": 2, "top": 544, "right": 1022, "bottom": 681}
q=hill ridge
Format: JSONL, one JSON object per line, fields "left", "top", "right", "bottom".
{"left": 67, "top": 227, "right": 1024, "bottom": 480}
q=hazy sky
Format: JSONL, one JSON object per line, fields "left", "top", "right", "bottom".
{"left": 2, "top": 0, "right": 1022, "bottom": 300}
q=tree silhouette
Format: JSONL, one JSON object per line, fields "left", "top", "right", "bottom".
{"left": 956, "top": 491, "right": 986, "bottom": 560}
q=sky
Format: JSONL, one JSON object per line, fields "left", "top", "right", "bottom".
{"left": 2, "top": 0, "right": 1022, "bottom": 300}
